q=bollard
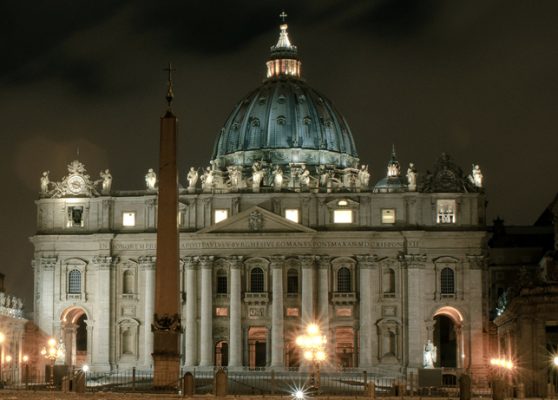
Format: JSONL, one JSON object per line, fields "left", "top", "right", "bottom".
{"left": 132, "top": 366, "right": 136, "bottom": 391}
{"left": 492, "top": 378, "right": 505, "bottom": 400}
{"left": 515, "top": 382, "right": 525, "bottom": 400}
{"left": 183, "top": 372, "right": 194, "bottom": 397}
{"left": 271, "top": 369, "right": 276, "bottom": 394}
{"left": 459, "top": 373, "right": 471, "bottom": 400}
{"left": 367, "top": 382, "right": 376, "bottom": 400}
{"left": 214, "top": 368, "right": 228, "bottom": 397}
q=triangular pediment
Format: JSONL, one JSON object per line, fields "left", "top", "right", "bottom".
{"left": 197, "top": 206, "right": 316, "bottom": 234}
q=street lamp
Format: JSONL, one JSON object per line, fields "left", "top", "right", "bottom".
{"left": 22, "top": 355, "right": 29, "bottom": 390}
{"left": 296, "top": 323, "right": 327, "bottom": 391}
{"left": 40, "top": 338, "right": 64, "bottom": 388}
{"left": 0, "top": 332, "right": 5, "bottom": 388}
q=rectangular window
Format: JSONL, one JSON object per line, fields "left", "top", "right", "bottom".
{"left": 286, "top": 307, "right": 299, "bottom": 317}
{"left": 122, "top": 212, "right": 136, "bottom": 227}
{"left": 285, "top": 209, "right": 300, "bottom": 223}
{"left": 437, "top": 200, "right": 457, "bottom": 224}
{"left": 215, "top": 307, "right": 228, "bottom": 317}
{"left": 336, "top": 307, "right": 352, "bottom": 317}
{"left": 67, "top": 206, "right": 84, "bottom": 227}
{"left": 382, "top": 209, "right": 396, "bottom": 224}
{"left": 333, "top": 209, "right": 353, "bottom": 223}
{"left": 214, "top": 209, "right": 229, "bottom": 224}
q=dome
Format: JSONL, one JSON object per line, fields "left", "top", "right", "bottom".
{"left": 211, "top": 23, "right": 358, "bottom": 170}
{"left": 373, "top": 147, "right": 408, "bottom": 193}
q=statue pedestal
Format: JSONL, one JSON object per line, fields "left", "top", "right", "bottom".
{"left": 153, "top": 353, "right": 180, "bottom": 388}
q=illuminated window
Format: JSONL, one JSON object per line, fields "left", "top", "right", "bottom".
{"left": 285, "top": 209, "right": 300, "bottom": 223}
{"left": 382, "top": 209, "right": 395, "bottom": 224}
{"left": 214, "top": 209, "right": 228, "bottom": 224}
{"left": 286, "top": 307, "right": 299, "bottom": 317}
{"left": 122, "top": 212, "right": 136, "bottom": 227}
{"left": 68, "top": 270, "right": 81, "bottom": 294}
{"left": 337, "top": 200, "right": 348, "bottom": 206}
{"left": 437, "top": 200, "right": 456, "bottom": 224}
{"left": 336, "top": 308, "right": 352, "bottom": 317}
{"left": 334, "top": 209, "right": 353, "bottom": 223}
{"left": 216, "top": 307, "right": 228, "bottom": 317}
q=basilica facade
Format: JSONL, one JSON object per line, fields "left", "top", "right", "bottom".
{"left": 31, "top": 22, "right": 490, "bottom": 382}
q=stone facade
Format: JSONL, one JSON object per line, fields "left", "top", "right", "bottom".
{"left": 30, "top": 20, "right": 491, "bottom": 383}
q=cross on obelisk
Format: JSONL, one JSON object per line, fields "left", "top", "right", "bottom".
{"left": 152, "top": 63, "right": 181, "bottom": 388}
{"left": 279, "top": 11, "right": 288, "bottom": 22}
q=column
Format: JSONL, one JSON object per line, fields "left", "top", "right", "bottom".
{"left": 92, "top": 256, "right": 113, "bottom": 371}
{"left": 316, "top": 256, "right": 331, "bottom": 329}
{"left": 37, "top": 257, "right": 57, "bottom": 335}
{"left": 140, "top": 256, "right": 156, "bottom": 367}
{"left": 300, "top": 256, "right": 315, "bottom": 322}
{"left": 270, "top": 256, "right": 285, "bottom": 368}
{"left": 406, "top": 255, "right": 426, "bottom": 368}
{"left": 228, "top": 256, "right": 243, "bottom": 367}
{"left": 184, "top": 257, "right": 198, "bottom": 367}
{"left": 199, "top": 256, "right": 214, "bottom": 367}
{"left": 357, "top": 256, "right": 373, "bottom": 368}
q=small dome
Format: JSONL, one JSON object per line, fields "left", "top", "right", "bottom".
{"left": 373, "top": 146, "right": 408, "bottom": 193}
{"left": 211, "top": 22, "right": 358, "bottom": 170}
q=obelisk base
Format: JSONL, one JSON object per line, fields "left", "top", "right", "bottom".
{"left": 152, "top": 329, "right": 180, "bottom": 388}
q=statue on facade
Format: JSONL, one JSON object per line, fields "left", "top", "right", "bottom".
{"left": 11, "top": 296, "right": 17, "bottom": 309}
{"left": 227, "top": 166, "right": 243, "bottom": 190}
{"left": 406, "top": 163, "right": 417, "bottom": 191}
{"left": 145, "top": 168, "right": 157, "bottom": 190}
{"left": 0, "top": 292, "right": 5, "bottom": 307}
{"left": 40, "top": 171, "right": 50, "bottom": 194}
{"left": 469, "top": 164, "right": 483, "bottom": 188}
{"left": 423, "top": 339, "right": 437, "bottom": 368}
{"left": 201, "top": 166, "right": 214, "bottom": 191}
{"left": 300, "top": 165, "right": 311, "bottom": 187}
{"left": 99, "top": 169, "right": 112, "bottom": 194}
{"left": 252, "top": 161, "right": 265, "bottom": 191}
{"left": 342, "top": 167, "right": 359, "bottom": 190}
{"left": 16, "top": 297, "right": 23, "bottom": 310}
{"left": 317, "top": 165, "right": 329, "bottom": 187}
{"left": 358, "top": 165, "right": 370, "bottom": 189}
{"left": 187, "top": 167, "right": 199, "bottom": 190}
{"left": 272, "top": 165, "right": 283, "bottom": 191}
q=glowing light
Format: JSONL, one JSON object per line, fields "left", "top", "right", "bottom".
{"left": 22, "top": 355, "right": 29, "bottom": 363}
{"left": 5, "top": 355, "right": 11, "bottom": 363}
{"left": 48, "top": 338, "right": 56, "bottom": 347}
{"left": 307, "top": 324, "right": 319, "bottom": 335}
{"left": 553, "top": 356, "right": 558, "bottom": 367}
{"left": 82, "top": 364, "right": 89, "bottom": 372}
{"left": 490, "top": 357, "right": 514, "bottom": 370}
{"left": 0, "top": 333, "right": 5, "bottom": 344}
{"left": 294, "top": 390, "right": 305, "bottom": 399}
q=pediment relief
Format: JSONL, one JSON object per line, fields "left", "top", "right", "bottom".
{"left": 326, "top": 198, "right": 360, "bottom": 209}
{"left": 197, "top": 206, "right": 316, "bottom": 234}
{"left": 432, "top": 256, "right": 459, "bottom": 264}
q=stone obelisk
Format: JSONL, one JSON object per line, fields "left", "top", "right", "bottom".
{"left": 152, "top": 63, "right": 181, "bottom": 387}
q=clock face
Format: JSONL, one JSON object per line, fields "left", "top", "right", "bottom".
{"left": 67, "top": 175, "right": 86, "bottom": 194}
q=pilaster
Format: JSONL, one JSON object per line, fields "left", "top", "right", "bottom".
{"left": 228, "top": 256, "right": 243, "bottom": 368}
{"left": 199, "top": 256, "right": 214, "bottom": 367}
{"left": 184, "top": 256, "right": 198, "bottom": 367}
{"left": 270, "top": 256, "right": 285, "bottom": 368}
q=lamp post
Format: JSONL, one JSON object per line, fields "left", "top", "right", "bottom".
{"left": 40, "top": 338, "right": 64, "bottom": 388}
{"left": 490, "top": 357, "right": 514, "bottom": 400}
{"left": 22, "top": 355, "right": 29, "bottom": 390}
{"left": 295, "top": 323, "right": 327, "bottom": 391}
{"left": 0, "top": 332, "right": 5, "bottom": 388}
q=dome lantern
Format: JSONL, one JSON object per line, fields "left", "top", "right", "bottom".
{"left": 266, "top": 13, "right": 301, "bottom": 79}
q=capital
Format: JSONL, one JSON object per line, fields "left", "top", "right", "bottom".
{"left": 182, "top": 256, "right": 197, "bottom": 270}
{"left": 269, "top": 255, "right": 285, "bottom": 269}
{"left": 227, "top": 255, "right": 244, "bottom": 269}
{"left": 198, "top": 255, "right": 214, "bottom": 269}
{"left": 299, "top": 255, "right": 315, "bottom": 268}
{"left": 316, "top": 256, "right": 331, "bottom": 269}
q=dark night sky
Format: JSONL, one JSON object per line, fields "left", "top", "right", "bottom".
{"left": 1, "top": 1, "right": 557, "bottom": 309}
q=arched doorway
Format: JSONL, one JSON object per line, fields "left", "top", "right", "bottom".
{"left": 215, "top": 341, "right": 228, "bottom": 367}
{"left": 61, "top": 307, "right": 89, "bottom": 368}
{"left": 248, "top": 327, "right": 267, "bottom": 369}
{"left": 432, "top": 307, "right": 464, "bottom": 369}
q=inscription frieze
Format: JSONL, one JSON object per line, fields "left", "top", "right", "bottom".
{"left": 113, "top": 239, "right": 419, "bottom": 251}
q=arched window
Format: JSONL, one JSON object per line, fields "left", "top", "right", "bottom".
{"left": 287, "top": 269, "right": 299, "bottom": 294}
{"left": 441, "top": 268, "right": 455, "bottom": 294}
{"left": 217, "top": 269, "right": 228, "bottom": 294}
{"left": 123, "top": 270, "right": 134, "bottom": 294}
{"left": 68, "top": 269, "right": 81, "bottom": 294}
{"left": 337, "top": 267, "right": 351, "bottom": 292}
{"left": 250, "top": 267, "right": 264, "bottom": 293}
{"left": 383, "top": 268, "right": 396, "bottom": 294}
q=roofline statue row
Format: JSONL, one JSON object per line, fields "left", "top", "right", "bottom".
{"left": 38, "top": 153, "right": 483, "bottom": 198}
